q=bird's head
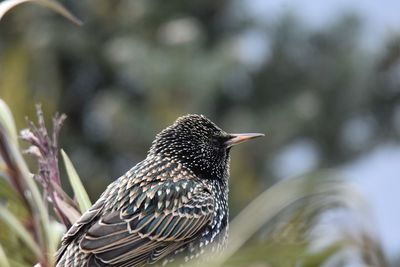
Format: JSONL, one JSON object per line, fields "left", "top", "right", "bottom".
{"left": 149, "top": 114, "right": 264, "bottom": 180}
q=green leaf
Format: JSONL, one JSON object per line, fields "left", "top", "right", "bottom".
{"left": 0, "top": 99, "right": 18, "bottom": 146}
{"left": 0, "top": 205, "right": 41, "bottom": 258}
{"left": 0, "top": 0, "right": 82, "bottom": 25}
{"left": 0, "top": 100, "right": 51, "bottom": 256}
{"left": 3, "top": 127, "right": 51, "bottom": 256}
{"left": 0, "top": 243, "right": 10, "bottom": 267}
{"left": 61, "top": 149, "right": 92, "bottom": 213}
{"left": 8, "top": 259, "right": 28, "bottom": 267}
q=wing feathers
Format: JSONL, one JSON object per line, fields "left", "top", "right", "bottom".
{"left": 77, "top": 179, "right": 214, "bottom": 265}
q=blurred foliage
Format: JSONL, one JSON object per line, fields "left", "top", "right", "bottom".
{"left": 0, "top": 0, "right": 400, "bottom": 266}
{"left": 0, "top": 99, "right": 63, "bottom": 267}
{"left": 0, "top": 99, "right": 91, "bottom": 266}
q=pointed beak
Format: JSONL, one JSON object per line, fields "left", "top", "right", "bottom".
{"left": 225, "top": 133, "right": 265, "bottom": 148}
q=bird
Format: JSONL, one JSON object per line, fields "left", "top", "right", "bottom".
{"left": 56, "top": 114, "right": 264, "bottom": 267}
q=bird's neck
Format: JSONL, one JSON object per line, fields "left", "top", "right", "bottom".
{"left": 208, "top": 172, "right": 229, "bottom": 241}
{"left": 211, "top": 175, "right": 229, "bottom": 205}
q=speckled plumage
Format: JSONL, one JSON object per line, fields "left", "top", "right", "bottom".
{"left": 56, "top": 114, "right": 262, "bottom": 267}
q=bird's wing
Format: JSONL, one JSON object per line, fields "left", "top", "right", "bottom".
{"left": 79, "top": 178, "right": 214, "bottom": 266}
{"left": 55, "top": 196, "right": 106, "bottom": 262}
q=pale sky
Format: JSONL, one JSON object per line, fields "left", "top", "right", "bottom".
{"left": 244, "top": 0, "right": 400, "bottom": 50}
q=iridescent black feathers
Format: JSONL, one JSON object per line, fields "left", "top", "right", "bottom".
{"left": 150, "top": 115, "right": 232, "bottom": 179}
{"left": 56, "top": 114, "right": 262, "bottom": 267}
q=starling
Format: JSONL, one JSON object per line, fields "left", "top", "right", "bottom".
{"left": 56, "top": 114, "right": 263, "bottom": 267}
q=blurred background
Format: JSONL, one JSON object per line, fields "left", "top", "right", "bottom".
{"left": 1, "top": 0, "right": 399, "bottom": 266}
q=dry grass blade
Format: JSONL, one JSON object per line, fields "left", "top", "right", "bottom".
{"left": 54, "top": 193, "right": 81, "bottom": 223}
{"left": 50, "top": 180, "right": 79, "bottom": 210}
{"left": 0, "top": 0, "right": 82, "bottom": 25}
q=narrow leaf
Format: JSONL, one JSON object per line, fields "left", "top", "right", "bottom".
{"left": 0, "top": 205, "right": 41, "bottom": 258}
{"left": 0, "top": 101, "right": 51, "bottom": 254}
{"left": 0, "top": 243, "right": 10, "bottom": 267}
{"left": 0, "top": 99, "right": 18, "bottom": 146}
{"left": 0, "top": 0, "right": 82, "bottom": 25}
{"left": 61, "top": 149, "right": 91, "bottom": 213}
